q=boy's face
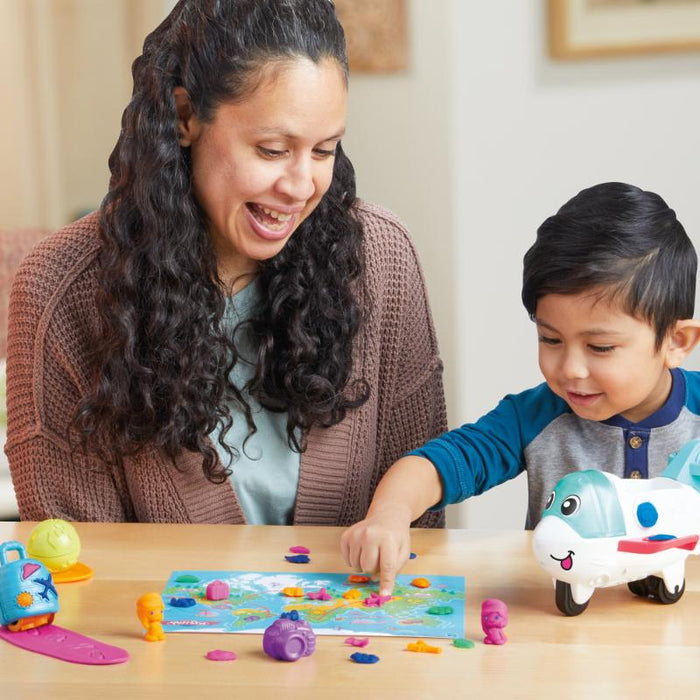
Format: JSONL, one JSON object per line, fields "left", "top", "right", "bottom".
{"left": 535, "top": 292, "right": 673, "bottom": 423}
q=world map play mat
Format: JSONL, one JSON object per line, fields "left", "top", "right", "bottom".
{"left": 161, "top": 570, "right": 465, "bottom": 638}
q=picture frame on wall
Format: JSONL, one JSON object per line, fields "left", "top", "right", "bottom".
{"left": 549, "top": 0, "right": 700, "bottom": 59}
{"left": 334, "top": 0, "right": 408, "bottom": 73}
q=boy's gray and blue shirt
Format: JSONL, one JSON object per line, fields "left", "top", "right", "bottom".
{"left": 412, "top": 368, "right": 700, "bottom": 528}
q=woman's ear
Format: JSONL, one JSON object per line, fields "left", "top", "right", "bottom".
{"left": 173, "top": 87, "right": 200, "bottom": 147}
{"left": 665, "top": 319, "right": 700, "bottom": 368}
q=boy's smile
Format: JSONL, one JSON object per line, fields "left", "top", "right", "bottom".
{"left": 535, "top": 292, "right": 674, "bottom": 423}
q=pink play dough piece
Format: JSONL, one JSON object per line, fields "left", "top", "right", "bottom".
{"left": 288, "top": 546, "right": 311, "bottom": 554}
{"left": 206, "top": 579, "right": 230, "bottom": 601}
{"left": 206, "top": 649, "right": 238, "bottom": 661}
{"left": 307, "top": 587, "right": 332, "bottom": 601}
{"left": 344, "top": 637, "right": 369, "bottom": 647}
{"left": 0, "top": 624, "right": 129, "bottom": 665}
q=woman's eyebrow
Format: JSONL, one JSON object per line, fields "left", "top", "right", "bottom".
{"left": 252, "top": 126, "right": 346, "bottom": 141}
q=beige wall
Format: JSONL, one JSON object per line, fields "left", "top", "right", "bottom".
{"left": 0, "top": 0, "right": 164, "bottom": 230}
{"left": 343, "top": 0, "right": 456, "bottom": 426}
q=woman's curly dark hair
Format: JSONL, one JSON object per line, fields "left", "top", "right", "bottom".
{"left": 75, "top": 0, "right": 369, "bottom": 481}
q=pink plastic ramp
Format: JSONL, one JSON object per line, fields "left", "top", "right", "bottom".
{"left": 0, "top": 623, "right": 129, "bottom": 665}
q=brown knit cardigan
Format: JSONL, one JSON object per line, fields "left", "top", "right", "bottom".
{"left": 6, "top": 200, "right": 447, "bottom": 526}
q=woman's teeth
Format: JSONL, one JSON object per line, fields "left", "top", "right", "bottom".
{"left": 262, "top": 207, "right": 292, "bottom": 222}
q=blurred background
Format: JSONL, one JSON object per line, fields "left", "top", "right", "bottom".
{"left": 2, "top": 0, "right": 700, "bottom": 526}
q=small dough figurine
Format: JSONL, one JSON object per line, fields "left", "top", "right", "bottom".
{"left": 137, "top": 592, "right": 165, "bottom": 642}
{"left": 481, "top": 598, "right": 508, "bottom": 645}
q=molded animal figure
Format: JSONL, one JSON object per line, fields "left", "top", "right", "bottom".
{"left": 533, "top": 440, "right": 700, "bottom": 615}
{"left": 0, "top": 541, "right": 59, "bottom": 631}
{"left": 136, "top": 592, "right": 165, "bottom": 641}
{"left": 481, "top": 598, "right": 508, "bottom": 645}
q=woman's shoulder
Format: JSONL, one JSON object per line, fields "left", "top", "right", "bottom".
{"left": 12, "top": 212, "right": 102, "bottom": 333}
{"left": 14, "top": 212, "right": 102, "bottom": 299}
{"left": 352, "top": 199, "right": 422, "bottom": 271}
{"left": 353, "top": 199, "right": 412, "bottom": 242}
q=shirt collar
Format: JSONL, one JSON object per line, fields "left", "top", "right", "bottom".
{"left": 602, "top": 367, "right": 685, "bottom": 430}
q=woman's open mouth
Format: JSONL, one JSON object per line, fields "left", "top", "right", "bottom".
{"left": 245, "top": 203, "right": 298, "bottom": 240}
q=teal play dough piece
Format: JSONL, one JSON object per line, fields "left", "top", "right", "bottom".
{"left": 426, "top": 605, "right": 454, "bottom": 615}
{"left": 453, "top": 638, "right": 475, "bottom": 649}
{"left": 175, "top": 574, "right": 200, "bottom": 583}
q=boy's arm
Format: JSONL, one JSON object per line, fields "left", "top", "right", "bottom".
{"left": 341, "top": 384, "right": 567, "bottom": 595}
{"left": 340, "top": 455, "right": 442, "bottom": 596}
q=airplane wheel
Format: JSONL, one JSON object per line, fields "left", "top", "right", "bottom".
{"left": 650, "top": 576, "right": 685, "bottom": 605}
{"left": 627, "top": 579, "right": 650, "bottom": 597}
{"left": 555, "top": 580, "right": 590, "bottom": 616}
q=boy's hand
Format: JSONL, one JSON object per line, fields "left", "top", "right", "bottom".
{"left": 340, "top": 502, "right": 413, "bottom": 596}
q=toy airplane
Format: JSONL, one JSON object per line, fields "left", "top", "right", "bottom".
{"left": 532, "top": 439, "right": 700, "bottom": 615}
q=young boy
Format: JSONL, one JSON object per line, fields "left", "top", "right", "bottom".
{"left": 341, "top": 182, "right": 700, "bottom": 595}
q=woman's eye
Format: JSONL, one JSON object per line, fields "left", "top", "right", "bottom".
{"left": 313, "top": 147, "right": 336, "bottom": 158}
{"left": 538, "top": 335, "right": 560, "bottom": 346}
{"left": 257, "top": 146, "right": 285, "bottom": 158}
{"left": 589, "top": 344, "right": 615, "bottom": 353}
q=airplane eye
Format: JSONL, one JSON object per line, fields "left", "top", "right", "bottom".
{"left": 545, "top": 491, "right": 555, "bottom": 510}
{"left": 561, "top": 495, "right": 580, "bottom": 516}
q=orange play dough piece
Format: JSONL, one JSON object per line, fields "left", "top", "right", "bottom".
{"left": 281, "top": 587, "right": 304, "bottom": 597}
{"left": 411, "top": 577, "right": 431, "bottom": 588}
{"left": 51, "top": 562, "right": 94, "bottom": 583}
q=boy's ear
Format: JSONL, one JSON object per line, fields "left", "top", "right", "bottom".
{"left": 665, "top": 319, "right": 700, "bottom": 368}
{"left": 173, "top": 87, "right": 200, "bottom": 147}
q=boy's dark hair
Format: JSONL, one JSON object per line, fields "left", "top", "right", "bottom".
{"left": 522, "top": 182, "right": 697, "bottom": 348}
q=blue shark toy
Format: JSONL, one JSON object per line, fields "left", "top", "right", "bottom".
{"left": 532, "top": 440, "right": 700, "bottom": 615}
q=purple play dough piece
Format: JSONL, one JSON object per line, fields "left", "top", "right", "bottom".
{"left": 0, "top": 624, "right": 129, "bottom": 665}
{"left": 206, "top": 649, "right": 238, "bottom": 661}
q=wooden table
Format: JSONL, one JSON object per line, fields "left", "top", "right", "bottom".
{"left": 0, "top": 523, "right": 698, "bottom": 699}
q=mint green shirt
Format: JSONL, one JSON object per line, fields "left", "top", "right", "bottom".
{"left": 209, "top": 280, "right": 300, "bottom": 524}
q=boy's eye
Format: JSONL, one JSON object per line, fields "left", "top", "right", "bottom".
{"left": 538, "top": 335, "right": 560, "bottom": 346}
{"left": 589, "top": 344, "right": 615, "bottom": 353}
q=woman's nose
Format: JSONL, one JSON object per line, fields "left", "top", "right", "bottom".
{"left": 276, "top": 158, "right": 315, "bottom": 202}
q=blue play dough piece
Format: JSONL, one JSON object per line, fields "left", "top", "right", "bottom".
{"left": 285, "top": 554, "right": 310, "bottom": 564}
{"left": 281, "top": 609, "right": 300, "bottom": 620}
{"left": 350, "top": 652, "right": 380, "bottom": 664}
{"left": 409, "top": 552, "right": 417, "bottom": 559}
{"left": 169, "top": 597, "right": 196, "bottom": 607}
{"left": 648, "top": 533, "right": 676, "bottom": 541}
{"left": 636, "top": 501, "right": 658, "bottom": 528}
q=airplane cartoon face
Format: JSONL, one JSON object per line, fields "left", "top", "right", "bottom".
{"left": 541, "top": 470, "right": 626, "bottom": 539}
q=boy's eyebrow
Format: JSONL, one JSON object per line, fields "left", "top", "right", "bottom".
{"left": 535, "top": 318, "right": 624, "bottom": 336}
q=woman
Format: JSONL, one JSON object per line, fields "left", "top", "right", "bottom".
{"left": 6, "top": 0, "right": 446, "bottom": 527}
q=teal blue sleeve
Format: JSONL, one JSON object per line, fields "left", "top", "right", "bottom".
{"left": 680, "top": 368, "right": 700, "bottom": 416}
{"left": 408, "top": 383, "right": 569, "bottom": 509}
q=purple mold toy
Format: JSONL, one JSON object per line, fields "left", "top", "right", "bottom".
{"left": 262, "top": 611, "right": 316, "bottom": 661}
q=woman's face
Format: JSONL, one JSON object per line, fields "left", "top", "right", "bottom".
{"left": 176, "top": 57, "right": 347, "bottom": 289}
